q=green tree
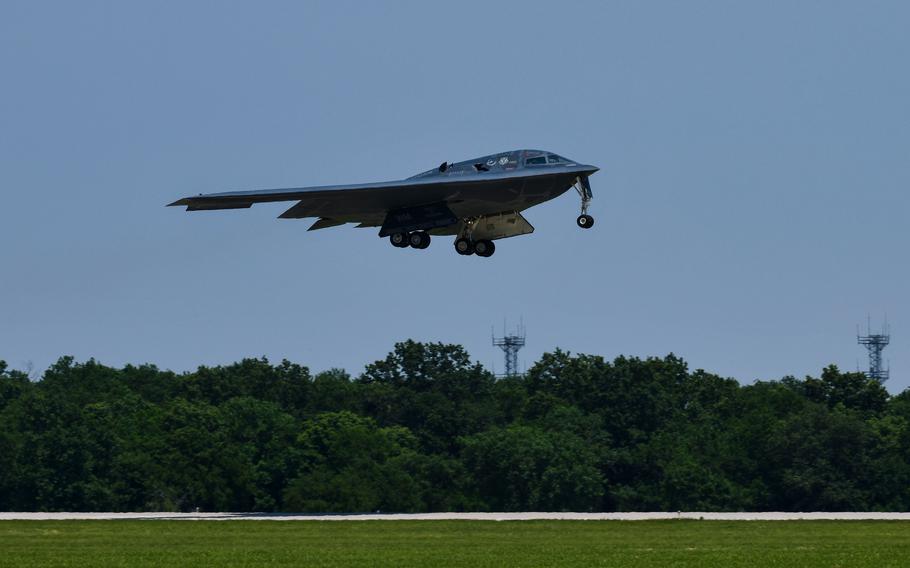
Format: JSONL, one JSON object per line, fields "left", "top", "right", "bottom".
{"left": 283, "top": 411, "right": 431, "bottom": 512}
{"left": 762, "top": 403, "right": 875, "bottom": 510}
{"left": 359, "top": 341, "right": 498, "bottom": 454}
{"left": 460, "top": 425, "right": 604, "bottom": 511}
{"left": 218, "top": 396, "right": 302, "bottom": 510}
{"left": 793, "top": 365, "right": 888, "bottom": 416}
{"left": 1, "top": 348, "right": 907, "bottom": 514}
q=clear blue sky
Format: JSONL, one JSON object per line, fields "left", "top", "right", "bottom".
{"left": 1, "top": 1, "right": 907, "bottom": 390}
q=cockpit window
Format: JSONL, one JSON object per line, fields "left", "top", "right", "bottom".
{"left": 547, "top": 154, "right": 566, "bottom": 163}
{"left": 526, "top": 156, "right": 547, "bottom": 165}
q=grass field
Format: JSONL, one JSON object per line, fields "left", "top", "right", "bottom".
{"left": 1, "top": 520, "right": 908, "bottom": 567}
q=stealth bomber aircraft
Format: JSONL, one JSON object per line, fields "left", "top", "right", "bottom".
{"left": 168, "top": 149, "right": 599, "bottom": 257}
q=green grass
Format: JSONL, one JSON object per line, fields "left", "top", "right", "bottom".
{"left": 1, "top": 520, "right": 908, "bottom": 567}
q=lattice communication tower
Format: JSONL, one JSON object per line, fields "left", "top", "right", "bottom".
{"left": 857, "top": 319, "right": 890, "bottom": 382}
{"left": 493, "top": 322, "right": 526, "bottom": 378}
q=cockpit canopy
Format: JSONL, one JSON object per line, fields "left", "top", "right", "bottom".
{"left": 408, "top": 149, "right": 576, "bottom": 179}
{"left": 525, "top": 153, "right": 570, "bottom": 165}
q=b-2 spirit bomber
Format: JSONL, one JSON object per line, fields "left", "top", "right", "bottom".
{"left": 168, "top": 149, "right": 599, "bottom": 257}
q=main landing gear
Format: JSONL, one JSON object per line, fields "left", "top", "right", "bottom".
{"left": 574, "top": 175, "right": 594, "bottom": 229}
{"left": 454, "top": 237, "right": 495, "bottom": 257}
{"left": 453, "top": 217, "right": 495, "bottom": 257}
{"left": 389, "top": 231, "right": 430, "bottom": 249}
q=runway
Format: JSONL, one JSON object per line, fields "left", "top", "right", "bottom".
{"left": 2, "top": 512, "right": 910, "bottom": 521}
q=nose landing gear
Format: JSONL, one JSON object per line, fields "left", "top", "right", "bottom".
{"left": 574, "top": 175, "right": 594, "bottom": 229}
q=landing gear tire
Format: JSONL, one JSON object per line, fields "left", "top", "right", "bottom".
{"left": 474, "top": 239, "right": 495, "bottom": 257}
{"left": 409, "top": 231, "right": 431, "bottom": 249}
{"left": 390, "top": 232, "right": 409, "bottom": 247}
{"left": 454, "top": 237, "right": 475, "bottom": 256}
{"left": 576, "top": 214, "right": 594, "bottom": 229}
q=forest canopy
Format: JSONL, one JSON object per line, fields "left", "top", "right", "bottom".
{"left": 1, "top": 342, "right": 908, "bottom": 513}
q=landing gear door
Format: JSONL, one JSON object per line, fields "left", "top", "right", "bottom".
{"left": 378, "top": 202, "right": 458, "bottom": 237}
{"left": 470, "top": 211, "right": 534, "bottom": 241}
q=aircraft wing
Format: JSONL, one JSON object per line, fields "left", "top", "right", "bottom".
{"left": 168, "top": 178, "right": 452, "bottom": 229}
{"left": 169, "top": 178, "right": 432, "bottom": 211}
{"left": 168, "top": 172, "right": 522, "bottom": 226}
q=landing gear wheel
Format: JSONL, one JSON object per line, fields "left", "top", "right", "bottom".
{"left": 390, "top": 232, "right": 409, "bottom": 247}
{"left": 454, "top": 237, "right": 475, "bottom": 256}
{"left": 576, "top": 214, "right": 594, "bottom": 229}
{"left": 474, "top": 239, "right": 495, "bottom": 257}
{"left": 409, "top": 231, "right": 431, "bottom": 249}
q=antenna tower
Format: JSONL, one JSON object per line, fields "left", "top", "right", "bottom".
{"left": 493, "top": 320, "right": 526, "bottom": 378}
{"left": 857, "top": 317, "right": 890, "bottom": 382}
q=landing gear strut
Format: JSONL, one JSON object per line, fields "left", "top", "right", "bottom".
{"left": 574, "top": 176, "right": 594, "bottom": 229}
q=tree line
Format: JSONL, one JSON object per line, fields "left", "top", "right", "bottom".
{"left": 1, "top": 341, "right": 908, "bottom": 512}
